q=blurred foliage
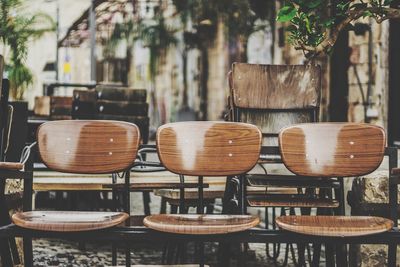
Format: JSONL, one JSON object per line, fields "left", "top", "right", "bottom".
{"left": 277, "top": 0, "right": 399, "bottom": 58}
{"left": 106, "top": 9, "right": 176, "bottom": 82}
{"left": 172, "top": 0, "right": 273, "bottom": 44}
{"left": 0, "top": 0, "right": 55, "bottom": 100}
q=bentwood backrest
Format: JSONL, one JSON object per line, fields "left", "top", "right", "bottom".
{"left": 279, "top": 123, "right": 386, "bottom": 177}
{"left": 157, "top": 121, "right": 262, "bottom": 176}
{"left": 230, "top": 63, "right": 321, "bottom": 146}
{"left": 37, "top": 120, "right": 140, "bottom": 174}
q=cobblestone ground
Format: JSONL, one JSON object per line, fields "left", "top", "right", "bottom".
{"left": 33, "top": 238, "right": 311, "bottom": 266}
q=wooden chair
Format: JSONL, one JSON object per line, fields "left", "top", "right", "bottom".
{"left": 228, "top": 63, "right": 332, "bottom": 265}
{"left": 143, "top": 121, "right": 261, "bottom": 265}
{"left": 276, "top": 123, "right": 394, "bottom": 265}
{"left": 11, "top": 120, "right": 139, "bottom": 265}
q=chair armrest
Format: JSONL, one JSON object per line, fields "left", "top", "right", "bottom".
{"left": 0, "top": 162, "right": 24, "bottom": 171}
{"left": 19, "top": 142, "right": 37, "bottom": 165}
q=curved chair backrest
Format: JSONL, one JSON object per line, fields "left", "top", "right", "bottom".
{"left": 38, "top": 120, "right": 140, "bottom": 174}
{"left": 157, "top": 121, "right": 262, "bottom": 176}
{"left": 230, "top": 63, "right": 321, "bottom": 146}
{"left": 279, "top": 123, "right": 386, "bottom": 177}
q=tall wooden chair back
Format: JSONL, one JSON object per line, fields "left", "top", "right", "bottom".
{"left": 156, "top": 121, "right": 262, "bottom": 176}
{"left": 37, "top": 120, "right": 140, "bottom": 174}
{"left": 230, "top": 63, "right": 321, "bottom": 146}
{"left": 279, "top": 123, "right": 386, "bottom": 177}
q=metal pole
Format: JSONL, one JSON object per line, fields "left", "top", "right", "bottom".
{"left": 89, "top": 0, "right": 96, "bottom": 82}
{"left": 55, "top": 0, "right": 59, "bottom": 81}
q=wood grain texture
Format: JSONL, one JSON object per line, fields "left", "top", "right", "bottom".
{"left": 276, "top": 215, "right": 393, "bottom": 237}
{"left": 231, "top": 63, "right": 321, "bottom": 109}
{"left": 143, "top": 214, "right": 259, "bottom": 234}
{"left": 155, "top": 186, "right": 272, "bottom": 201}
{"left": 154, "top": 186, "right": 226, "bottom": 200}
{"left": 96, "top": 86, "right": 147, "bottom": 102}
{"left": 247, "top": 195, "right": 339, "bottom": 208}
{"left": 240, "top": 109, "right": 314, "bottom": 146}
{"left": 106, "top": 182, "right": 209, "bottom": 191}
{"left": 279, "top": 123, "right": 386, "bottom": 177}
{"left": 0, "top": 162, "right": 24, "bottom": 171}
{"left": 392, "top": 167, "right": 400, "bottom": 175}
{"left": 156, "top": 121, "right": 261, "bottom": 176}
{"left": 37, "top": 120, "right": 140, "bottom": 174}
{"left": 34, "top": 96, "right": 51, "bottom": 116}
{"left": 12, "top": 211, "right": 129, "bottom": 232}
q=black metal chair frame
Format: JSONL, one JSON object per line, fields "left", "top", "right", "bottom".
{"left": 0, "top": 143, "right": 398, "bottom": 266}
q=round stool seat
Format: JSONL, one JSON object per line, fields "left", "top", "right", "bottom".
{"left": 12, "top": 211, "right": 129, "bottom": 232}
{"left": 143, "top": 214, "right": 259, "bottom": 234}
{"left": 276, "top": 215, "right": 393, "bottom": 237}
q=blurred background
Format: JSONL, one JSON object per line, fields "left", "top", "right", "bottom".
{"left": 1, "top": 0, "right": 400, "bottom": 143}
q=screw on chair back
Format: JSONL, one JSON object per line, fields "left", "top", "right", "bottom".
{"left": 156, "top": 121, "right": 262, "bottom": 176}
{"left": 230, "top": 63, "right": 321, "bottom": 146}
{"left": 279, "top": 123, "right": 386, "bottom": 177}
{"left": 37, "top": 120, "right": 140, "bottom": 174}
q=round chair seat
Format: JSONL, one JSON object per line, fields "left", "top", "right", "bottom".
{"left": 143, "top": 214, "right": 259, "bottom": 234}
{"left": 12, "top": 211, "right": 129, "bottom": 232}
{"left": 276, "top": 215, "right": 393, "bottom": 237}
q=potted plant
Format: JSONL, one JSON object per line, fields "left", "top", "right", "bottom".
{"left": 0, "top": 0, "right": 55, "bottom": 100}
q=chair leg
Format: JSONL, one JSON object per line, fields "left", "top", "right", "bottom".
{"left": 23, "top": 238, "right": 33, "bottom": 267}
{"left": 112, "top": 245, "right": 117, "bottom": 265}
{"left": 335, "top": 244, "right": 348, "bottom": 267}
{"left": 196, "top": 242, "right": 205, "bottom": 267}
{"left": 0, "top": 239, "right": 13, "bottom": 267}
{"left": 23, "top": 173, "right": 33, "bottom": 267}
{"left": 218, "top": 242, "right": 231, "bottom": 267}
{"left": 160, "top": 197, "right": 167, "bottom": 214}
{"left": 125, "top": 246, "right": 131, "bottom": 267}
{"left": 388, "top": 243, "right": 397, "bottom": 267}
{"left": 311, "top": 243, "right": 321, "bottom": 267}
{"left": 142, "top": 191, "right": 151, "bottom": 215}
{"left": 297, "top": 207, "right": 311, "bottom": 266}
{"left": 325, "top": 244, "right": 335, "bottom": 267}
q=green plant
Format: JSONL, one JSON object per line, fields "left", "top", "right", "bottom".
{"left": 0, "top": 0, "right": 55, "bottom": 99}
{"left": 277, "top": 0, "right": 400, "bottom": 58}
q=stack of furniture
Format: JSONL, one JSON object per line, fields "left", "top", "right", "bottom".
{"left": 226, "top": 63, "right": 342, "bottom": 265}
{"left": 73, "top": 86, "right": 149, "bottom": 144}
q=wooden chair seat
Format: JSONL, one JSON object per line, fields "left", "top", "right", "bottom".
{"left": 144, "top": 214, "right": 260, "bottom": 234}
{"left": 12, "top": 211, "right": 129, "bottom": 232}
{"left": 0, "top": 162, "right": 24, "bottom": 170}
{"left": 247, "top": 195, "right": 339, "bottom": 208}
{"left": 276, "top": 215, "right": 393, "bottom": 237}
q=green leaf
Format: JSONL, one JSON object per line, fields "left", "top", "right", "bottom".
{"left": 362, "top": 10, "right": 373, "bottom": 18}
{"left": 323, "top": 18, "right": 335, "bottom": 28}
{"left": 277, "top": 5, "right": 297, "bottom": 22}
{"left": 304, "top": 0, "right": 322, "bottom": 9}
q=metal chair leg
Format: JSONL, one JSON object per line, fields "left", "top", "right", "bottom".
{"left": 0, "top": 239, "right": 13, "bottom": 267}
{"left": 325, "top": 244, "right": 335, "bottom": 267}
{"left": 388, "top": 243, "right": 397, "bottom": 267}
{"left": 125, "top": 246, "right": 131, "bottom": 267}
{"left": 23, "top": 238, "right": 33, "bottom": 267}
{"left": 335, "top": 244, "right": 348, "bottom": 267}
{"left": 142, "top": 191, "right": 151, "bottom": 215}
{"left": 112, "top": 246, "right": 117, "bottom": 266}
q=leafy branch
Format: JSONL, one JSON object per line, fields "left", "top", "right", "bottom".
{"left": 277, "top": 0, "right": 400, "bottom": 58}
